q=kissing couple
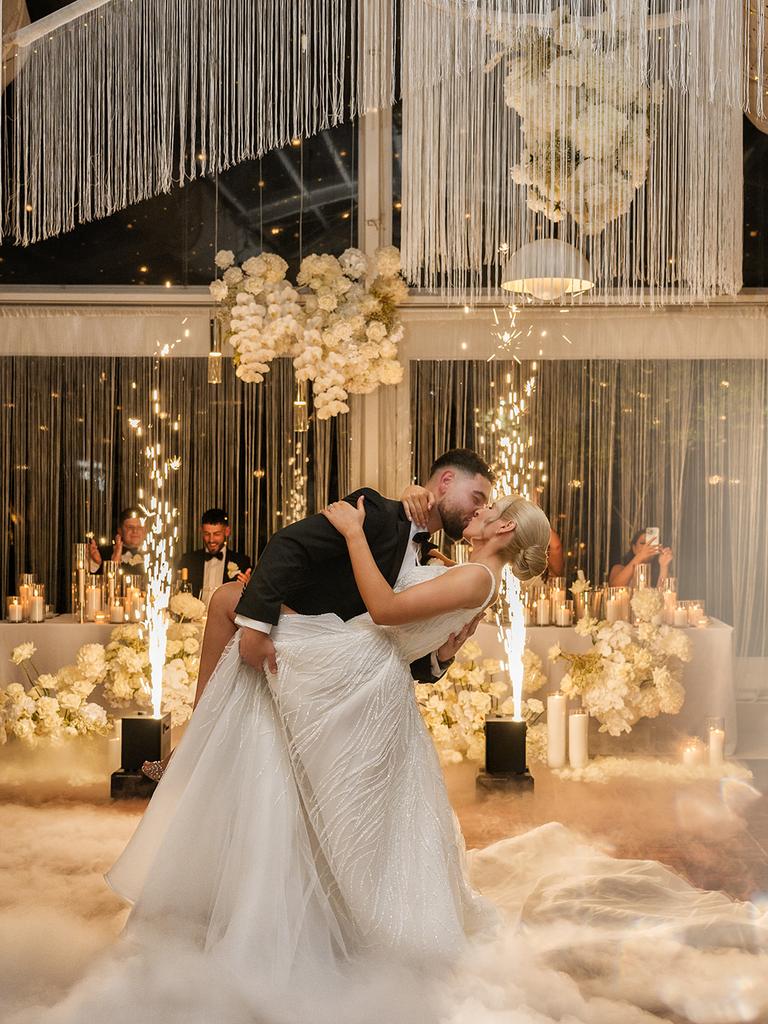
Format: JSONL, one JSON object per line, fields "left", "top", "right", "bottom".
{"left": 106, "top": 449, "right": 549, "bottom": 985}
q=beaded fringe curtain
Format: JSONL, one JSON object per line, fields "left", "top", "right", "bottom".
{"left": 400, "top": 0, "right": 751, "bottom": 301}
{"left": 0, "top": 356, "right": 349, "bottom": 611}
{"left": 1, "top": 0, "right": 396, "bottom": 244}
{"left": 411, "top": 358, "right": 768, "bottom": 657}
{"left": 3, "top": 0, "right": 763, "bottom": 308}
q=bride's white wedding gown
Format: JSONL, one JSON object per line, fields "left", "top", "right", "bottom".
{"left": 33, "top": 564, "right": 768, "bottom": 1024}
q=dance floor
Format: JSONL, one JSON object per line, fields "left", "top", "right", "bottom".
{"left": 1, "top": 761, "right": 766, "bottom": 1021}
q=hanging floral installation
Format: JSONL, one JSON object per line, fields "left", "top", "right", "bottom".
{"left": 210, "top": 246, "right": 406, "bottom": 419}
{"left": 501, "top": 26, "right": 663, "bottom": 235}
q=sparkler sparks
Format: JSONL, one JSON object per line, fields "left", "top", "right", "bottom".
{"left": 126, "top": 341, "right": 183, "bottom": 716}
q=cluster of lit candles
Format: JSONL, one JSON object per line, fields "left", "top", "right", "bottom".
{"left": 681, "top": 718, "right": 727, "bottom": 769}
{"left": 73, "top": 544, "right": 146, "bottom": 624}
{"left": 519, "top": 569, "right": 709, "bottom": 630}
{"left": 6, "top": 574, "right": 47, "bottom": 623}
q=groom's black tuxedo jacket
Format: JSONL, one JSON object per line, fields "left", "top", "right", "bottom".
{"left": 235, "top": 488, "right": 442, "bottom": 682}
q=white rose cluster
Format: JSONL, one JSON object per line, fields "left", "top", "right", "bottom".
{"left": 0, "top": 647, "right": 111, "bottom": 747}
{"left": 415, "top": 639, "right": 545, "bottom": 765}
{"left": 209, "top": 246, "right": 406, "bottom": 419}
{"left": 551, "top": 615, "right": 691, "bottom": 737}
{"left": 100, "top": 620, "right": 203, "bottom": 725}
{"left": 504, "top": 32, "right": 661, "bottom": 235}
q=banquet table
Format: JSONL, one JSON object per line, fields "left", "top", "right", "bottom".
{"left": 0, "top": 615, "right": 114, "bottom": 681}
{"left": 0, "top": 613, "right": 738, "bottom": 756}
{"left": 475, "top": 618, "right": 737, "bottom": 755}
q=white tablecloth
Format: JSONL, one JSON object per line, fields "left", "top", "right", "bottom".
{"left": 476, "top": 619, "right": 737, "bottom": 755}
{"left": 0, "top": 615, "right": 738, "bottom": 755}
{"left": 0, "top": 615, "right": 114, "bottom": 682}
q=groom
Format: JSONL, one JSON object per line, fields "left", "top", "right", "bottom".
{"left": 235, "top": 448, "right": 494, "bottom": 680}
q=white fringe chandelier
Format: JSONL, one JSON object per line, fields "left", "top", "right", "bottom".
{"left": 2, "top": 1, "right": 765, "bottom": 304}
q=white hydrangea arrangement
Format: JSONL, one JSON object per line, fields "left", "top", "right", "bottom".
{"left": 210, "top": 245, "right": 405, "bottom": 418}
{"left": 501, "top": 28, "right": 663, "bottom": 234}
{"left": 99, "top": 619, "right": 203, "bottom": 725}
{"left": 416, "top": 639, "right": 546, "bottom": 765}
{"left": 0, "top": 643, "right": 112, "bottom": 747}
{"left": 549, "top": 596, "right": 692, "bottom": 736}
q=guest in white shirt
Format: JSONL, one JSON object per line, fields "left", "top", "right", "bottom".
{"left": 177, "top": 508, "right": 252, "bottom": 606}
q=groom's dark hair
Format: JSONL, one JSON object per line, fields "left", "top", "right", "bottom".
{"left": 429, "top": 448, "right": 494, "bottom": 483}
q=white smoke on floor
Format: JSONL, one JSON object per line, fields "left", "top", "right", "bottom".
{"left": 1, "top": 771, "right": 768, "bottom": 1024}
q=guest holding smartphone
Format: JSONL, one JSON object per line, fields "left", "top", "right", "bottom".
{"left": 609, "top": 527, "right": 673, "bottom": 588}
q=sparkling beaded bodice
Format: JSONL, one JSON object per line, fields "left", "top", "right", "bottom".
{"left": 384, "top": 563, "right": 496, "bottom": 663}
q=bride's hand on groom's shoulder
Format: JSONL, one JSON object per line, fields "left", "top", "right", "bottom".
{"left": 400, "top": 485, "right": 434, "bottom": 528}
{"left": 322, "top": 496, "right": 366, "bottom": 538}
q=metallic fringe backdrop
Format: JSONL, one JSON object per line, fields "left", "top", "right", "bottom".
{"left": 411, "top": 358, "right": 768, "bottom": 657}
{"left": 0, "top": 356, "right": 349, "bottom": 611}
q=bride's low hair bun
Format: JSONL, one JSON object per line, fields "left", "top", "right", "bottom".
{"left": 493, "top": 495, "right": 551, "bottom": 582}
{"left": 510, "top": 543, "right": 549, "bottom": 582}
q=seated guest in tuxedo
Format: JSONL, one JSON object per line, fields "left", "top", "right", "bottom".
{"left": 88, "top": 507, "right": 148, "bottom": 573}
{"left": 178, "top": 508, "right": 252, "bottom": 605}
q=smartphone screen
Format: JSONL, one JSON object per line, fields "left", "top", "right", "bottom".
{"left": 645, "top": 527, "right": 660, "bottom": 547}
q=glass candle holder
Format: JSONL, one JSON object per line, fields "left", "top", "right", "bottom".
{"left": 605, "top": 587, "right": 630, "bottom": 622}
{"left": 109, "top": 598, "right": 126, "bottom": 623}
{"left": 534, "top": 585, "right": 550, "bottom": 626}
{"left": 573, "top": 589, "right": 591, "bottom": 621}
{"left": 85, "top": 575, "right": 103, "bottom": 621}
{"left": 633, "top": 563, "right": 650, "bottom": 590}
{"left": 661, "top": 578, "right": 677, "bottom": 625}
{"left": 686, "top": 599, "right": 705, "bottom": 626}
{"left": 18, "top": 573, "right": 36, "bottom": 620}
{"left": 555, "top": 599, "right": 574, "bottom": 627}
{"left": 548, "top": 576, "right": 566, "bottom": 611}
{"left": 589, "top": 587, "right": 604, "bottom": 620}
{"left": 6, "top": 596, "right": 23, "bottom": 622}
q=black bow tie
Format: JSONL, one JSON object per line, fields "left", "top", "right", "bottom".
{"left": 204, "top": 551, "right": 224, "bottom": 562}
{"left": 412, "top": 532, "right": 431, "bottom": 546}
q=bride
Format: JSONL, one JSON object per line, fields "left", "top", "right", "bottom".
{"left": 105, "top": 493, "right": 550, "bottom": 987}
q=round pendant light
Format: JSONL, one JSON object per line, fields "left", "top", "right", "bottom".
{"left": 501, "top": 239, "right": 594, "bottom": 302}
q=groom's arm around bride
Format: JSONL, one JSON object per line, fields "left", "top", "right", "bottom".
{"left": 235, "top": 449, "right": 495, "bottom": 680}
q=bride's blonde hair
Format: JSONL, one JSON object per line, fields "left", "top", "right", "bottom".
{"left": 493, "top": 495, "right": 551, "bottom": 582}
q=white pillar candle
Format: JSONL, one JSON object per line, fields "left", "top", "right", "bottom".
{"left": 85, "top": 585, "right": 102, "bottom": 621}
{"left": 673, "top": 605, "right": 688, "bottom": 628}
{"left": 536, "top": 597, "right": 550, "bottom": 626}
{"left": 663, "top": 591, "right": 678, "bottom": 625}
{"left": 547, "top": 693, "right": 567, "bottom": 768}
{"left": 568, "top": 712, "right": 589, "bottom": 769}
{"left": 556, "top": 605, "right": 573, "bottom": 627}
{"left": 605, "top": 597, "right": 619, "bottom": 623}
{"left": 6, "top": 598, "right": 23, "bottom": 622}
{"left": 110, "top": 601, "right": 126, "bottom": 623}
{"left": 28, "top": 596, "right": 45, "bottom": 623}
{"left": 709, "top": 728, "right": 725, "bottom": 770}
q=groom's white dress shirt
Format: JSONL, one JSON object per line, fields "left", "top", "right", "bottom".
{"left": 234, "top": 523, "right": 444, "bottom": 675}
